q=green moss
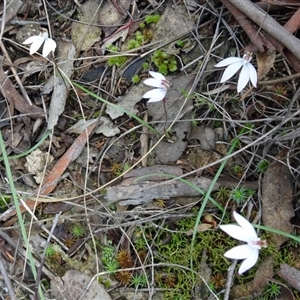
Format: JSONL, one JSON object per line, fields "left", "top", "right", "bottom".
{"left": 45, "top": 245, "right": 57, "bottom": 258}
{"left": 127, "top": 39, "right": 141, "bottom": 50}
{"left": 106, "top": 44, "right": 127, "bottom": 67}
{"left": 130, "top": 274, "right": 148, "bottom": 288}
{"left": 152, "top": 50, "right": 177, "bottom": 75}
{"left": 145, "top": 14, "right": 161, "bottom": 24}
{"left": 101, "top": 242, "right": 119, "bottom": 273}
{"left": 142, "top": 62, "right": 149, "bottom": 70}
{"left": 175, "top": 39, "right": 187, "bottom": 48}
{"left": 0, "top": 196, "right": 10, "bottom": 212}
{"left": 230, "top": 187, "right": 250, "bottom": 204}
{"left": 131, "top": 217, "right": 239, "bottom": 298}
{"left": 131, "top": 74, "right": 140, "bottom": 84}
{"left": 70, "top": 223, "right": 85, "bottom": 238}
{"left": 257, "top": 160, "right": 269, "bottom": 173}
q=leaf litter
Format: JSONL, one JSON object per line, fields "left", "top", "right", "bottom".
{"left": 1, "top": 0, "right": 300, "bottom": 299}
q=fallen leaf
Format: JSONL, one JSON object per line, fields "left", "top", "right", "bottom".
{"left": 278, "top": 263, "right": 300, "bottom": 293}
{"left": 256, "top": 51, "right": 276, "bottom": 80}
{"left": 47, "top": 38, "right": 76, "bottom": 130}
{"left": 185, "top": 223, "right": 213, "bottom": 236}
{"left": 67, "top": 117, "right": 120, "bottom": 137}
{"left": 25, "top": 149, "right": 54, "bottom": 184}
{"left": 40, "top": 120, "right": 98, "bottom": 195}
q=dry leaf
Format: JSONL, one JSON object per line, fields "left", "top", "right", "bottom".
{"left": 185, "top": 223, "right": 213, "bottom": 236}
{"left": 47, "top": 39, "right": 75, "bottom": 129}
{"left": 256, "top": 51, "right": 276, "bottom": 80}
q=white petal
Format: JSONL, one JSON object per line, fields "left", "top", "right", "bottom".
{"left": 248, "top": 63, "right": 257, "bottom": 88}
{"left": 238, "top": 248, "right": 259, "bottom": 274}
{"left": 23, "top": 34, "right": 45, "bottom": 54}
{"left": 144, "top": 78, "right": 163, "bottom": 88}
{"left": 42, "top": 38, "right": 57, "bottom": 57}
{"left": 149, "top": 71, "right": 166, "bottom": 81}
{"left": 220, "top": 62, "right": 243, "bottom": 83}
{"left": 233, "top": 211, "right": 258, "bottom": 241}
{"left": 237, "top": 64, "right": 251, "bottom": 92}
{"left": 143, "top": 88, "right": 166, "bottom": 102}
{"left": 220, "top": 224, "right": 250, "bottom": 242}
{"left": 224, "top": 245, "right": 254, "bottom": 259}
{"left": 22, "top": 35, "right": 41, "bottom": 45}
{"left": 29, "top": 38, "right": 45, "bottom": 55}
{"left": 215, "top": 57, "right": 243, "bottom": 67}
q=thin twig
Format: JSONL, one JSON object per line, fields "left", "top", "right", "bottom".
{"left": 0, "top": 255, "right": 15, "bottom": 299}
{"left": 259, "top": 72, "right": 300, "bottom": 85}
{"left": 224, "top": 260, "right": 237, "bottom": 300}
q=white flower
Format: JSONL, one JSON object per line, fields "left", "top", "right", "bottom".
{"left": 143, "top": 71, "right": 170, "bottom": 102}
{"left": 215, "top": 53, "right": 257, "bottom": 92}
{"left": 220, "top": 211, "right": 267, "bottom": 275}
{"left": 23, "top": 30, "right": 56, "bottom": 58}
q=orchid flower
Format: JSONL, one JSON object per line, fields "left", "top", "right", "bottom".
{"left": 143, "top": 71, "right": 170, "bottom": 102}
{"left": 23, "top": 29, "right": 56, "bottom": 58}
{"left": 220, "top": 211, "right": 267, "bottom": 275}
{"left": 215, "top": 53, "right": 257, "bottom": 92}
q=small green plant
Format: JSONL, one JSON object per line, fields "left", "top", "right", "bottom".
{"left": 142, "top": 62, "right": 149, "bottom": 70}
{"left": 70, "top": 223, "right": 85, "bottom": 239}
{"left": 139, "top": 22, "right": 145, "bottom": 29}
{"left": 215, "top": 187, "right": 230, "bottom": 201}
{"left": 127, "top": 31, "right": 145, "bottom": 50}
{"left": 106, "top": 44, "right": 127, "bottom": 67}
{"left": 101, "top": 241, "right": 119, "bottom": 273}
{"left": 131, "top": 74, "right": 140, "bottom": 84}
{"left": 0, "top": 196, "right": 10, "bottom": 212}
{"left": 257, "top": 160, "right": 269, "bottom": 173}
{"left": 175, "top": 39, "right": 187, "bottom": 48}
{"left": 127, "top": 39, "right": 141, "bottom": 50}
{"left": 230, "top": 186, "right": 248, "bottom": 204}
{"left": 45, "top": 245, "right": 56, "bottom": 258}
{"left": 233, "top": 164, "right": 243, "bottom": 176}
{"left": 145, "top": 14, "right": 160, "bottom": 24}
{"left": 246, "top": 188, "right": 256, "bottom": 197}
{"left": 131, "top": 273, "right": 148, "bottom": 288}
{"left": 105, "top": 259, "right": 119, "bottom": 273}
{"left": 98, "top": 277, "right": 111, "bottom": 288}
{"left": 263, "top": 281, "right": 281, "bottom": 298}
{"left": 244, "top": 122, "right": 255, "bottom": 132}
{"left": 152, "top": 50, "right": 177, "bottom": 75}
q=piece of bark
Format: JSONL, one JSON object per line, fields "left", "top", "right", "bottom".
{"left": 123, "top": 165, "right": 183, "bottom": 184}
{"left": 261, "top": 151, "right": 294, "bottom": 247}
{"left": 105, "top": 177, "right": 218, "bottom": 206}
{"left": 104, "top": 176, "right": 259, "bottom": 206}
{"left": 278, "top": 263, "right": 300, "bottom": 292}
